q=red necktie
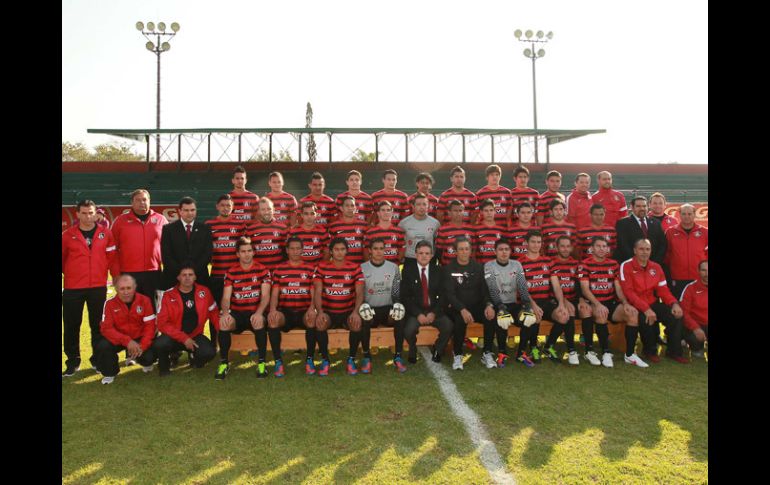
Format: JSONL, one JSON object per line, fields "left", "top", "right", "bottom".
{"left": 640, "top": 218, "right": 648, "bottom": 238}
{"left": 421, "top": 267, "right": 430, "bottom": 309}
{"left": 186, "top": 224, "right": 192, "bottom": 240}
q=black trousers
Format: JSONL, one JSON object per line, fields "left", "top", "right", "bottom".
{"left": 637, "top": 302, "right": 684, "bottom": 357}
{"left": 670, "top": 279, "right": 695, "bottom": 301}
{"left": 62, "top": 287, "right": 106, "bottom": 369}
{"left": 124, "top": 271, "right": 163, "bottom": 311}
{"left": 151, "top": 334, "right": 216, "bottom": 372}
{"left": 403, "top": 314, "right": 453, "bottom": 359}
{"left": 683, "top": 325, "right": 708, "bottom": 351}
{"left": 95, "top": 339, "right": 156, "bottom": 377}
{"left": 447, "top": 306, "right": 489, "bottom": 355}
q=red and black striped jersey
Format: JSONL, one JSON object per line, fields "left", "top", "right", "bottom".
{"left": 578, "top": 256, "right": 619, "bottom": 302}
{"left": 371, "top": 189, "right": 410, "bottom": 224}
{"left": 229, "top": 189, "right": 259, "bottom": 222}
{"left": 405, "top": 192, "right": 439, "bottom": 219}
{"left": 364, "top": 224, "right": 406, "bottom": 263}
{"left": 436, "top": 223, "right": 476, "bottom": 265}
{"left": 245, "top": 219, "right": 288, "bottom": 269}
{"left": 288, "top": 225, "right": 330, "bottom": 264}
{"left": 509, "top": 187, "right": 540, "bottom": 224}
{"left": 509, "top": 223, "right": 540, "bottom": 260}
{"left": 335, "top": 190, "right": 373, "bottom": 224}
{"left": 438, "top": 188, "right": 478, "bottom": 224}
{"left": 299, "top": 194, "right": 336, "bottom": 228}
{"left": 314, "top": 261, "right": 364, "bottom": 313}
{"left": 535, "top": 190, "right": 565, "bottom": 222}
{"left": 224, "top": 261, "right": 271, "bottom": 312}
{"left": 265, "top": 191, "right": 298, "bottom": 226}
{"left": 551, "top": 257, "right": 580, "bottom": 301}
{"left": 271, "top": 262, "right": 316, "bottom": 311}
{"left": 540, "top": 221, "right": 577, "bottom": 258}
{"left": 520, "top": 255, "right": 553, "bottom": 301}
{"left": 205, "top": 216, "right": 245, "bottom": 277}
{"left": 576, "top": 225, "right": 617, "bottom": 259}
{"left": 476, "top": 185, "right": 513, "bottom": 227}
{"left": 328, "top": 218, "right": 368, "bottom": 264}
{"left": 474, "top": 223, "right": 507, "bottom": 264}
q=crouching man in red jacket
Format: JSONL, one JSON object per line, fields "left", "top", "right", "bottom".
{"left": 95, "top": 274, "right": 158, "bottom": 385}
{"left": 151, "top": 264, "right": 220, "bottom": 376}
{"left": 680, "top": 260, "right": 708, "bottom": 358}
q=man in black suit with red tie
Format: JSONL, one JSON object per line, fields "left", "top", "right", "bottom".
{"left": 161, "top": 197, "right": 213, "bottom": 291}
{"left": 614, "top": 196, "right": 667, "bottom": 265}
{"left": 401, "top": 240, "right": 453, "bottom": 363}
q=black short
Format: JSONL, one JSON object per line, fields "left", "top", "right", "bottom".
{"left": 280, "top": 309, "right": 307, "bottom": 332}
{"left": 371, "top": 305, "right": 393, "bottom": 327}
{"left": 533, "top": 298, "right": 558, "bottom": 323}
{"left": 228, "top": 311, "right": 256, "bottom": 333}
{"left": 328, "top": 311, "right": 351, "bottom": 329}
{"left": 601, "top": 300, "right": 621, "bottom": 322}
{"left": 496, "top": 303, "right": 524, "bottom": 327}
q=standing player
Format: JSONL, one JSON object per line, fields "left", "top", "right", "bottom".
{"left": 364, "top": 201, "right": 406, "bottom": 264}
{"left": 406, "top": 172, "right": 439, "bottom": 218}
{"left": 509, "top": 202, "right": 539, "bottom": 261}
{"left": 648, "top": 192, "right": 679, "bottom": 233}
{"left": 535, "top": 170, "right": 565, "bottom": 226}
{"left": 229, "top": 165, "right": 259, "bottom": 223}
{"left": 509, "top": 166, "right": 539, "bottom": 226}
{"left": 371, "top": 169, "right": 410, "bottom": 224}
{"left": 475, "top": 199, "right": 508, "bottom": 264}
{"left": 399, "top": 193, "right": 440, "bottom": 265}
{"left": 435, "top": 200, "right": 476, "bottom": 266}
{"left": 541, "top": 199, "right": 577, "bottom": 258}
{"left": 265, "top": 171, "right": 298, "bottom": 227}
{"left": 336, "top": 170, "right": 374, "bottom": 224}
{"left": 299, "top": 172, "right": 337, "bottom": 228}
{"left": 328, "top": 196, "right": 368, "bottom": 265}
{"left": 575, "top": 204, "right": 617, "bottom": 260}
{"left": 591, "top": 171, "right": 627, "bottom": 228}
{"left": 566, "top": 173, "right": 593, "bottom": 230}
{"left": 475, "top": 164, "right": 512, "bottom": 228}
{"left": 437, "top": 166, "right": 478, "bottom": 224}
{"left": 245, "top": 197, "right": 288, "bottom": 270}
{"left": 289, "top": 202, "right": 330, "bottom": 264}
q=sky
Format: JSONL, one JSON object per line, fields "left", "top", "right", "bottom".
{"left": 62, "top": 0, "right": 707, "bottom": 164}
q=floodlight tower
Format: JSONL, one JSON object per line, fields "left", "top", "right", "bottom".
{"left": 514, "top": 29, "right": 553, "bottom": 164}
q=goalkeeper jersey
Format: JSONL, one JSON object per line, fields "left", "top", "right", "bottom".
{"left": 483, "top": 259, "right": 531, "bottom": 308}
{"left": 361, "top": 260, "right": 401, "bottom": 307}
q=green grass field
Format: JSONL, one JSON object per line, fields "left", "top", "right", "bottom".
{"left": 63, "top": 305, "right": 707, "bottom": 484}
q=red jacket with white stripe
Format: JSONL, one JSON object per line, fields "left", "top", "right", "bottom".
{"left": 680, "top": 280, "right": 708, "bottom": 330}
{"left": 61, "top": 225, "right": 117, "bottom": 289}
{"left": 100, "top": 292, "right": 156, "bottom": 350}
{"left": 565, "top": 189, "right": 593, "bottom": 230}
{"left": 110, "top": 209, "right": 168, "bottom": 273}
{"left": 619, "top": 257, "right": 677, "bottom": 313}
{"left": 664, "top": 224, "right": 708, "bottom": 280}
{"left": 157, "top": 284, "right": 220, "bottom": 344}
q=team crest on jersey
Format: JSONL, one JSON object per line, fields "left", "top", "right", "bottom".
{"left": 230, "top": 228, "right": 237, "bottom": 233}
{"left": 608, "top": 269, "right": 614, "bottom": 275}
{"left": 98, "top": 233, "right": 105, "bottom": 239}
{"left": 312, "top": 237, "right": 319, "bottom": 243}
{"left": 198, "top": 291, "right": 205, "bottom": 298}
{"left": 356, "top": 229, "right": 361, "bottom": 234}
{"left": 614, "top": 195, "right": 619, "bottom": 201}
{"left": 570, "top": 268, "right": 576, "bottom": 274}
{"left": 577, "top": 265, "right": 584, "bottom": 273}
{"left": 280, "top": 203, "right": 286, "bottom": 208}
{"left": 542, "top": 265, "right": 549, "bottom": 271}
{"left": 500, "top": 197, "right": 506, "bottom": 203}
{"left": 151, "top": 217, "right": 157, "bottom": 224}
{"left": 344, "top": 274, "right": 351, "bottom": 280}
{"left": 649, "top": 269, "right": 657, "bottom": 276}
{"left": 136, "top": 306, "right": 143, "bottom": 314}
{"left": 694, "top": 231, "right": 702, "bottom": 237}
{"left": 391, "top": 235, "right": 397, "bottom": 240}
{"left": 300, "top": 273, "right": 308, "bottom": 279}
{"left": 185, "top": 300, "right": 194, "bottom": 309}
{"left": 385, "top": 274, "right": 392, "bottom": 280}
{"left": 253, "top": 276, "right": 259, "bottom": 282}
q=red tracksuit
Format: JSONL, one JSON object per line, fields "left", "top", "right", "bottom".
{"left": 565, "top": 189, "right": 593, "bottom": 230}
{"left": 157, "top": 284, "right": 220, "bottom": 343}
{"left": 591, "top": 188, "right": 628, "bottom": 228}
{"left": 680, "top": 280, "right": 708, "bottom": 331}
{"left": 664, "top": 224, "right": 708, "bottom": 280}
{"left": 619, "top": 258, "right": 677, "bottom": 312}
{"left": 100, "top": 292, "right": 157, "bottom": 350}
{"left": 62, "top": 225, "right": 117, "bottom": 289}
{"left": 110, "top": 209, "right": 168, "bottom": 273}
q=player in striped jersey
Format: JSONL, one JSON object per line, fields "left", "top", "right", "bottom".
{"left": 328, "top": 196, "right": 368, "bottom": 264}
{"left": 371, "top": 169, "right": 410, "bottom": 224}
{"left": 509, "top": 202, "right": 539, "bottom": 261}
{"left": 647, "top": 192, "right": 679, "bottom": 233}
{"left": 437, "top": 166, "right": 478, "bottom": 224}
{"left": 245, "top": 197, "right": 288, "bottom": 270}
{"left": 436, "top": 200, "right": 477, "bottom": 266}
{"left": 535, "top": 170, "right": 565, "bottom": 226}
{"left": 509, "top": 166, "right": 539, "bottom": 226}
{"left": 363, "top": 201, "right": 406, "bottom": 264}
{"left": 541, "top": 199, "right": 577, "bottom": 258}
{"left": 288, "top": 202, "right": 330, "bottom": 264}
{"left": 543, "top": 236, "right": 581, "bottom": 364}
{"left": 299, "top": 172, "right": 336, "bottom": 228}
{"left": 229, "top": 165, "right": 259, "bottom": 222}
{"left": 406, "top": 172, "right": 439, "bottom": 219}
{"left": 578, "top": 236, "right": 637, "bottom": 368}
{"left": 475, "top": 164, "right": 512, "bottom": 227}
{"left": 265, "top": 171, "right": 298, "bottom": 227}
{"left": 575, "top": 203, "right": 617, "bottom": 259}
{"left": 267, "top": 237, "right": 319, "bottom": 377}
{"left": 475, "top": 198, "right": 508, "bottom": 264}
{"left": 313, "top": 239, "right": 365, "bottom": 376}
{"left": 216, "top": 237, "right": 273, "bottom": 380}
{"left": 335, "top": 170, "right": 373, "bottom": 224}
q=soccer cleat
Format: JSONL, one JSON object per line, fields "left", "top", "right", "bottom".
{"left": 644, "top": 352, "right": 661, "bottom": 364}
{"left": 585, "top": 350, "right": 601, "bottom": 366}
{"left": 567, "top": 351, "right": 580, "bottom": 366}
{"left": 142, "top": 364, "right": 154, "bottom": 373}
{"left": 318, "top": 359, "right": 330, "bottom": 377}
{"left": 274, "top": 360, "right": 285, "bottom": 377}
{"left": 215, "top": 362, "right": 230, "bottom": 380}
{"left": 496, "top": 353, "right": 509, "bottom": 369}
{"left": 305, "top": 358, "right": 317, "bottom": 375}
{"left": 101, "top": 376, "right": 115, "bottom": 385}
{"left": 601, "top": 352, "right": 614, "bottom": 368}
{"left": 125, "top": 358, "right": 136, "bottom": 367}
{"left": 464, "top": 337, "right": 477, "bottom": 351}
{"left": 256, "top": 362, "right": 268, "bottom": 378}
{"left": 517, "top": 352, "right": 535, "bottom": 368}
{"left": 359, "top": 357, "right": 372, "bottom": 374}
{"left": 624, "top": 353, "right": 650, "bottom": 368}
{"left": 530, "top": 347, "right": 542, "bottom": 363}
{"left": 452, "top": 354, "right": 464, "bottom": 370}
{"left": 346, "top": 357, "right": 359, "bottom": 375}
{"left": 667, "top": 355, "right": 690, "bottom": 364}
{"left": 545, "top": 346, "right": 561, "bottom": 363}
{"left": 691, "top": 350, "right": 705, "bottom": 358}
{"left": 62, "top": 365, "right": 80, "bottom": 377}
{"left": 393, "top": 356, "right": 407, "bottom": 373}
{"left": 481, "top": 351, "right": 497, "bottom": 369}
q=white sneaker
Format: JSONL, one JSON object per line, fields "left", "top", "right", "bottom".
{"left": 142, "top": 364, "right": 154, "bottom": 373}
{"left": 481, "top": 351, "right": 496, "bottom": 369}
{"left": 125, "top": 358, "right": 136, "bottom": 367}
{"left": 585, "top": 350, "right": 601, "bottom": 366}
{"left": 101, "top": 376, "right": 115, "bottom": 385}
{"left": 624, "top": 353, "right": 649, "bottom": 368}
{"left": 567, "top": 351, "right": 580, "bottom": 365}
{"left": 601, "top": 352, "right": 614, "bottom": 368}
{"left": 452, "top": 354, "right": 464, "bottom": 370}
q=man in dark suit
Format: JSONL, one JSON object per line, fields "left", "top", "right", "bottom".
{"left": 614, "top": 196, "right": 667, "bottom": 265}
{"left": 401, "top": 240, "right": 453, "bottom": 364}
{"left": 161, "top": 197, "right": 213, "bottom": 291}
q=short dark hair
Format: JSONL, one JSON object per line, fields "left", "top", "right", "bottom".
{"left": 698, "top": 260, "right": 708, "bottom": 270}
{"left": 479, "top": 198, "right": 496, "bottom": 210}
{"left": 517, "top": 202, "right": 534, "bottom": 212}
{"left": 268, "top": 171, "right": 283, "bottom": 180}
{"left": 575, "top": 172, "right": 590, "bottom": 183}
{"left": 589, "top": 203, "right": 606, "bottom": 214}
{"left": 178, "top": 196, "right": 196, "bottom": 209}
{"left": 415, "top": 240, "right": 434, "bottom": 253}
{"left": 309, "top": 172, "right": 324, "bottom": 182}
{"left": 329, "top": 237, "right": 348, "bottom": 250}
{"left": 339, "top": 195, "right": 356, "bottom": 205}
{"left": 76, "top": 200, "right": 96, "bottom": 211}
{"left": 448, "top": 199, "right": 464, "bottom": 210}
{"left": 369, "top": 237, "right": 386, "bottom": 248}
{"left": 450, "top": 166, "right": 465, "bottom": 177}
{"left": 549, "top": 198, "right": 566, "bottom": 210}
{"left": 556, "top": 235, "right": 572, "bottom": 247}
{"left": 411, "top": 193, "right": 427, "bottom": 205}
{"left": 591, "top": 236, "right": 608, "bottom": 246}
{"left": 286, "top": 236, "right": 303, "bottom": 248}
{"left": 485, "top": 164, "right": 501, "bottom": 176}
{"left": 453, "top": 236, "right": 472, "bottom": 251}
{"left": 382, "top": 169, "right": 398, "bottom": 179}
{"left": 301, "top": 201, "right": 317, "bottom": 211}
{"left": 233, "top": 165, "right": 246, "bottom": 175}
{"left": 216, "top": 194, "right": 233, "bottom": 204}
{"left": 236, "top": 237, "right": 253, "bottom": 251}
{"left": 377, "top": 200, "right": 393, "bottom": 210}
{"left": 526, "top": 230, "right": 542, "bottom": 242}
{"left": 513, "top": 166, "right": 530, "bottom": 178}
{"left": 631, "top": 196, "right": 648, "bottom": 207}
{"left": 545, "top": 170, "right": 561, "bottom": 180}
{"left": 178, "top": 261, "right": 197, "bottom": 276}
{"left": 347, "top": 170, "right": 362, "bottom": 180}
{"left": 495, "top": 238, "right": 511, "bottom": 249}
{"left": 415, "top": 172, "right": 434, "bottom": 184}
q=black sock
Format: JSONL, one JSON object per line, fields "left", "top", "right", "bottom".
{"left": 596, "top": 324, "right": 610, "bottom": 353}
{"left": 349, "top": 331, "right": 360, "bottom": 359}
{"left": 495, "top": 326, "right": 508, "bottom": 354}
{"left": 255, "top": 327, "right": 267, "bottom": 362}
{"left": 582, "top": 317, "right": 595, "bottom": 352}
{"left": 394, "top": 322, "right": 405, "bottom": 356}
{"left": 518, "top": 326, "right": 531, "bottom": 356}
{"left": 529, "top": 323, "right": 540, "bottom": 349}
{"left": 625, "top": 326, "right": 639, "bottom": 357}
{"left": 267, "top": 328, "right": 282, "bottom": 361}
{"left": 361, "top": 324, "right": 372, "bottom": 357}
{"left": 483, "top": 321, "right": 495, "bottom": 353}
{"left": 218, "top": 331, "right": 231, "bottom": 361}
{"left": 564, "top": 317, "right": 576, "bottom": 352}
{"left": 545, "top": 322, "right": 564, "bottom": 348}
{"left": 317, "top": 330, "right": 329, "bottom": 361}
{"left": 305, "top": 328, "right": 316, "bottom": 360}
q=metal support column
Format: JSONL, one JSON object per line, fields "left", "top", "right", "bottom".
{"left": 269, "top": 133, "right": 273, "bottom": 163}
{"left": 518, "top": 137, "right": 522, "bottom": 165}
{"left": 238, "top": 133, "right": 242, "bottom": 162}
{"left": 298, "top": 133, "right": 302, "bottom": 162}
{"left": 177, "top": 134, "right": 182, "bottom": 170}
{"left": 375, "top": 134, "right": 379, "bottom": 162}
{"left": 207, "top": 133, "right": 211, "bottom": 168}
{"left": 328, "top": 133, "right": 332, "bottom": 162}
{"left": 433, "top": 134, "right": 437, "bottom": 163}
{"left": 490, "top": 135, "right": 495, "bottom": 162}
{"left": 405, "top": 134, "right": 408, "bottom": 163}
{"left": 461, "top": 134, "right": 466, "bottom": 163}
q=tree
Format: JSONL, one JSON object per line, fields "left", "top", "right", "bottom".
{"left": 351, "top": 149, "right": 379, "bottom": 162}
{"left": 62, "top": 141, "right": 145, "bottom": 161}
{"left": 248, "top": 148, "right": 295, "bottom": 162}
{"left": 306, "top": 102, "right": 317, "bottom": 162}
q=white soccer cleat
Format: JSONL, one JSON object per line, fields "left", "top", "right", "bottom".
{"left": 601, "top": 352, "right": 614, "bottom": 368}
{"left": 567, "top": 351, "right": 580, "bottom": 366}
{"left": 585, "top": 350, "right": 601, "bottom": 366}
{"left": 624, "top": 353, "right": 649, "bottom": 368}
{"left": 481, "top": 351, "right": 497, "bottom": 369}
{"left": 101, "top": 376, "right": 115, "bottom": 385}
{"left": 142, "top": 364, "right": 154, "bottom": 373}
{"left": 358, "top": 303, "right": 375, "bottom": 321}
{"left": 389, "top": 303, "right": 406, "bottom": 321}
{"left": 452, "top": 354, "right": 464, "bottom": 370}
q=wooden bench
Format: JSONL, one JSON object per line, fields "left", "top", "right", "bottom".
{"left": 229, "top": 319, "right": 626, "bottom": 355}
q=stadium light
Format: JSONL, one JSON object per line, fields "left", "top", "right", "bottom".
{"left": 515, "top": 28, "right": 553, "bottom": 164}
{"left": 136, "top": 20, "right": 180, "bottom": 162}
